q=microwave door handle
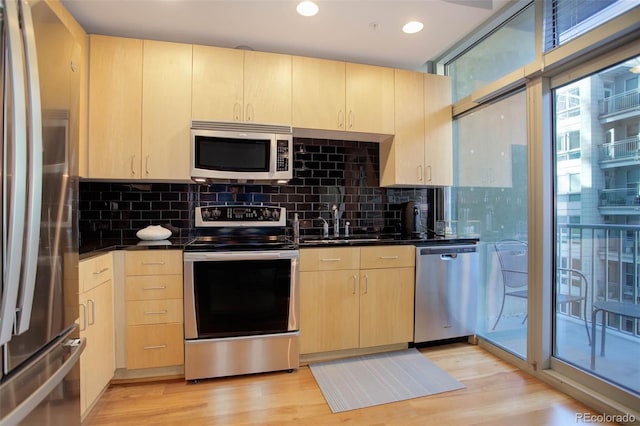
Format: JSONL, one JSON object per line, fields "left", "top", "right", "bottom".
{"left": 0, "top": 0, "right": 28, "bottom": 346}
{"left": 15, "top": 0, "right": 44, "bottom": 334}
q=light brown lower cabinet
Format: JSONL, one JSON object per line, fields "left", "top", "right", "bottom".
{"left": 124, "top": 251, "right": 184, "bottom": 370}
{"left": 79, "top": 253, "right": 115, "bottom": 418}
{"left": 300, "top": 245, "right": 415, "bottom": 354}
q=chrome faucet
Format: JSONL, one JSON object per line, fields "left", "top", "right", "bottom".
{"left": 318, "top": 216, "right": 329, "bottom": 238}
{"left": 332, "top": 204, "right": 339, "bottom": 237}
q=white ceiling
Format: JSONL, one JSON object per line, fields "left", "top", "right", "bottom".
{"left": 61, "top": 0, "right": 512, "bottom": 71}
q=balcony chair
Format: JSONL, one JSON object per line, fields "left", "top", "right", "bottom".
{"left": 492, "top": 240, "right": 591, "bottom": 345}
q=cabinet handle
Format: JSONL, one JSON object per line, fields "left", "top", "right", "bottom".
{"left": 142, "top": 261, "right": 165, "bottom": 265}
{"left": 338, "top": 110, "right": 344, "bottom": 129}
{"left": 348, "top": 110, "right": 354, "bottom": 129}
{"left": 130, "top": 155, "right": 136, "bottom": 176}
{"left": 320, "top": 258, "right": 341, "bottom": 262}
{"left": 418, "top": 165, "right": 423, "bottom": 182}
{"left": 144, "top": 310, "right": 168, "bottom": 315}
{"left": 363, "top": 274, "right": 368, "bottom": 294}
{"left": 352, "top": 274, "right": 357, "bottom": 294}
{"left": 88, "top": 299, "right": 96, "bottom": 326}
{"left": 234, "top": 102, "right": 241, "bottom": 121}
{"left": 427, "top": 165, "right": 432, "bottom": 182}
{"left": 246, "top": 104, "right": 253, "bottom": 121}
{"left": 379, "top": 256, "right": 399, "bottom": 260}
{"left": 143, "top": 344, "right": 167, "bottom": 350}
{"left": 93, "top": 267, "right": 109, "bottom": 275}
{"left": 145, "top": 155, "right": 150, "bottom": 175}
{"left": 79, "top": 303, "right": 87, "bottom": 331}
{"left": 143, "top": 286, "right": 167, "bottom": 291}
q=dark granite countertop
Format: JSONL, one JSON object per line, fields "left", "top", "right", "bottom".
{"left": 297, "top": 234, "right": 478, "bottom": 248}
{"left": 79, "top": 237, "right": 193, "bottom": 260}
{"left": 79, "top": 234, "right": 479, "bottom": 259}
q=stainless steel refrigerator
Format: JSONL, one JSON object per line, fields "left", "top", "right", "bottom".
{"left": 0, "top": 0, "right": 84, "bottom": 424}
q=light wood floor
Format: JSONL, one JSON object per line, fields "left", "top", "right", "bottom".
{"left": 85, "top": 342, "right": 614, "bottom": 425}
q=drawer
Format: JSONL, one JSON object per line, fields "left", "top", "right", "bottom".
{"left": 300, "top": 247, "right": 360, "bottom": 272}
{"left": 125, "top": 250, "right": 182, "bottom": 276}
{"left": 79, "top": 252, "right": 113, "bottom": 293}
{"left": 126, "top": 323, "right": 184, "bottom": 369}
{"left": 360, "top": 245, "right": 415, "bottom": 269}
{"left": 126, "top": 299, "right": 183, "bottom": 325}
{"left": 125, "top": 275, "right": 183, "bottom": 301}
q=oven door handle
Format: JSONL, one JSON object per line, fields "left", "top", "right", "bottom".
{"left": 184, "top": 251, "right": 299, "bottom": 261}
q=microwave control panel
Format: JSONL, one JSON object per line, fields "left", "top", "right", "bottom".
{"left": 276, "top": 139, "right": 289, "bottom": 172}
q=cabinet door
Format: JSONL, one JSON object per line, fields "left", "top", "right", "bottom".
{"left": 345, "top": 63, "right": 395, "bottom": 134}
{"left": 381, "top": 69, "right": 425, "bottom": 186}
{"left": 300, "top": 270, "right": 359, "bottom": 353}
{"left": 79, "top": 280, "right": 114, "bottom": 416}
{"left": 292, "top": 56, "right": 345, "bottom": 131}
{"left": 142, "top": 40, "right": 192, "bottom": 180}
{"left": 243, "top": 50, "right": 292, "bottom": 125}
{"left": 88, "top": 35, "right": 142, "bottom": 179}
{"left": 424, "top": 73, "right": 453, "bottom": 186}
{"left": 192, "top": 45, "right": 244, "bottom": 122}
{"left": 359, "top": 268, "right": 415, "bottom": 348}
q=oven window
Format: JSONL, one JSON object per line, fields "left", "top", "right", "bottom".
{"left": 192, "top": 259, "right": 292, "bottom": 338}
{"left": 194, "top": 136, "right": 270, "bottom": 172}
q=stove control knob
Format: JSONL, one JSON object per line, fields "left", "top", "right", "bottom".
{"left": 212, "top": 208, "right": 221, "bottom": 219}
{"left": 272, "top": 209, "right": 280, "bottom": 221}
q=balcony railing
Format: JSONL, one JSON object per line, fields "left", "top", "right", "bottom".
{"left": 598, "top": 186, "right": 640, "bottom": 208}
{"left": 558, "top": 224, "right": 640, "bottom": 337}
{"left": 598, "top": 88, "right": 640, "bottom": 116}
{"left": 598, "top": 136, "right": 640, "bottom": 162}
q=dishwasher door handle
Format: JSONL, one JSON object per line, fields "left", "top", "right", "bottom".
{"left": 440, "top": 253, "right": 458, "bottom": 260}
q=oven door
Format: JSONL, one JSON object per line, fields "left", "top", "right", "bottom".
{"left": 183, "top": 250, "right": 299, "bottom": 340}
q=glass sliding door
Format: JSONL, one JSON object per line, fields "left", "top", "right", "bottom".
{"left": 454, "top": 90, "right": 529, "bottom": 359}
{"left": 552, "top": 56, "right": 640, "bottom": 395}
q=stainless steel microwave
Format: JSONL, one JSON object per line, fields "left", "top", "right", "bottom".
{"left": 191, "top": 121, "right": 293, "bottom": 183}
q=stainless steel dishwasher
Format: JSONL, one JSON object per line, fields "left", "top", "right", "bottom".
{"left": 414, "top": 243, "right": 479, "bottom": 343}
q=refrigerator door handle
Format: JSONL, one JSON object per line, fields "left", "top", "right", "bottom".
{"left": 1, "top": 336, "right": 86, "bottom": 426}
{"left": 0, "top": 0, "right": 29, "bottom": 346}
{"left": 15, "top": 0, "right": 44, "bottom": 335}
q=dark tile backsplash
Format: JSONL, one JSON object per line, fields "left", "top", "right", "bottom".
{"left": 79, "top": 138, "right": 435, "bottom": 249}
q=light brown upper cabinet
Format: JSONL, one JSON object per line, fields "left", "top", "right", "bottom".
{"left": 192, "top": 45, "right": 292, "bottom": 125}
{"left": 292, "top": 56, "right": 346, "bottom": 131}
{"left": 380, "top": 72, "right": 453, "bottom": 187}
{"left": 424, "top": 73, "right": 453, "bottom": 186}
{"left": 88, "top": 35, "right": 143, "bottom": 179}
{"left": 345, "top": 63, "right": 395, "bottom": 135}
{"left": 141, "top": 40, "right": 192, "bottom": 180}
{"left": 380, "top": 69, "right": 425, "bottom": 186}
{"left": 292, "top": 58, "right": 395, "bottom": 135}
{"left": 88, "top": 37, "right": 191, "bottom": 180}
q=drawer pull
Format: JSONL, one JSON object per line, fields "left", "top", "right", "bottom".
{"left": 321, "top": 258, "right": 341, "bottom": 262}
{"left": 142, "top": 261, "right": 165, "bottom": 265}
{"left": 93, "top": 267, "right": 109, "bottom": 275}
{"left": 144, "top": 310, "right": 168, "bottom": 315}
{"left": 143, "top": 286, "right": 167, "bottom": 290}
{"left": 379, "top": 256, "right": 399, "bottom": 260}
{"left": 143, "top": 344, "right": 167, "bottom": 350}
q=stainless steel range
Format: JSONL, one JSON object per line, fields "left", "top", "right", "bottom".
{"left": 183, "top": 205, "right": 299, "bottom": 382}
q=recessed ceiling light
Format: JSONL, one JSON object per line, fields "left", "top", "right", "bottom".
{"left": 402, "top": 21, "right": 424, "bottom": 34}
{"left": 631, "top": 64, "right": 640, "bottom": 74}
{"left": 297, "top": 1, "right": 319, "bottom": 17}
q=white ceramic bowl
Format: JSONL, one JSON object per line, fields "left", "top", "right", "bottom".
{"left": 136, "top": 225, "right": 172, "bottom": 241}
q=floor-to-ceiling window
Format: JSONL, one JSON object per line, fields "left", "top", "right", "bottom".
{"left": 437, "top": 0, "right": 640, "bottom": 415}
{"left": 552, "top": 57, "right": 640, "bottom": 396}
{"left": 454, "top": 91, "right": 529, "bottom": 358}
